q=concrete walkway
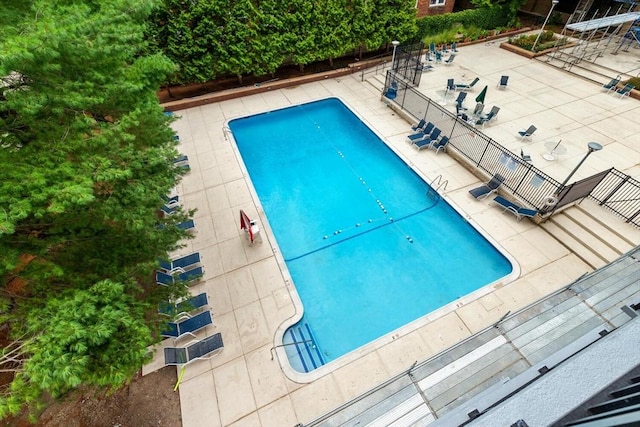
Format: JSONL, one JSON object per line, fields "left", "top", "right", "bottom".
{"left": 143, "top": 37, "right": 640, "bottom": 427}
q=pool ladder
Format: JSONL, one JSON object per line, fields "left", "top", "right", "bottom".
{"left": 283, "top": 322, "right": 326, "bottom": 373}
{"left": 428, "top": 175, "right": 448, "bottom": 200}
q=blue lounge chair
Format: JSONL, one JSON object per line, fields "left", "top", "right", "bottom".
{"left": 469, "top": 173, "right": 505, "bottom": 199}
{"left": 177, "top": 219, "right": 196, "bottom": 233}
{"left": 164, "top": 333, "right": 224, "bottom": 366}
{"left": 412, "top": 119, "right": 427, "bottom": 131}
{"left": 159, "top": 292, "right": 209, "bottom": 317}
{"left": 156, "top": 267, "right": 204, "bottom": 286}
{"left": 407, "top": 122, "right": 435, "bottom": 142}
{"left": 162, "top": 310, "right": 213, "bottom": 340}
{"left": 497, "top": 75, "right": 509, "bottom": 89}
{"left": 414, "top": 128, "right": 441, "bottom": 150}
{"left": 493, "top": 196, "right": 538, "bottom": 221}
{"left": 451, "top": 42, "right": 458, "bottom": 52}
{"left": 615, "top": 83, "right": 634, "bottom": 98}
{"left": 602, "top": 77, "right": 620, "bottom": 92}
{"left": 159, "top": 252, "right": 202, "bottom": 272}
{"left": 518, "top": 125, "right": 537, "bottom": 141}
{"left": 384, "top": 82, "right": 398, "bottom": 100}
{"left": 430, "top": 136, "right": 450, "bottom": 154}
{"left": 443, "top": 54, "right": 456, "bottom": 66}
{"left": 174, "top": 154, "right": 190, "bottom": 171}
{"left": 455, "top": 77, "right": 480, "bottom": 91}
{"left": 163, "top": 194, "right": 180, "bottom": 207}
{"left": 476, "top": 106, "right": 500, "bottom": 127}
{"left": 161, "top": 204, "right": 179, "bottom": 216}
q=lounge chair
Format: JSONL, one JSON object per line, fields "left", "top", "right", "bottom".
{"left": 446, "top": 78, "right": 455, "bottom": 94}
{"left": 161, "top": 204, "right": 179, "bottom": 216}
{"left": 435, "top": 51, "right": 443, "bottom": 63}
{"left": 443, "top": 54, "right": 456, "bottom": 65}
{"left": 159, "top": 252, "right": 202, "bottom": 272}
{"left": 520, "top": 148, "right": 532, "bottom": 163}
{"left": 469, "top": 173, "right": 505, "bottom": 199}
{"left": 412, "top": 119, "right": 427, "bottom": 131}
{"left": 163, "top": 194, "right": 180, "bottom": 208}
{"left": 164, "top": 333, "right": 224, "bottom": 366}
{"left": 454, "top": 92, "right": 467, "bottom": 110}
{"left": 615, "top": 83, "right": 634, "bottom": 98}
{"left": 518, "top": 125, "right": 537, "bottom": 141}
{"left": 451, "top": 42, "right": 458, "bottom": 52}
{"left": 493, "top": 196, "right": 538, "bottom": 221}
{"left": 602, "top": 77, "right": 620, "bottom": 92}
{"left": 162, "top": 310, "right": 213, "bottom": 340}
{"left": 384, "top": 82, "right": 398, "bottom": 100}
{"left": 177, "top": 219, "right": 196, "bottom": 233}
{"left": 159, "top": 292, "right": 209, "bottom": 317}
{"left": 174, "top": 155, "right": 190, "bottom": 171}
{"left": 422, "top": 62, "right": 434, "bottom": 72}
{"left": 156, "top": 267, "right": 204, "bottom": 286}
{"left": 455, "top": 77, "right": 480, "bottom": 91}
{"left": 497, "top": 75, "right": 509, "bottom": 89}
{"left": 430, "top": 136, "right": 450, "bottom": 154}
{"left": 476, "top": 106, "right": 499, "bottom": 127}
{"left": 407, "top": 122, "right": 434, "bottom": 142}
{"left": 472, "top": 102, "right": 484, "bottom": 117}
{"left": 414, "top": 128, "right": 441, "bottom": 150}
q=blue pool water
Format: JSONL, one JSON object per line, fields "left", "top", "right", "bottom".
{"left": 229, "top": 98, "right": 512, "bottom": 371}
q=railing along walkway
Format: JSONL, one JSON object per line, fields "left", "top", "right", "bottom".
{"left": 302, "top": 246, "right": 640, "bottom": 427}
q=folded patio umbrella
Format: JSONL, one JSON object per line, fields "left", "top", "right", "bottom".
{"left": 475, "top": 85, "right": 488, "bottom": 103}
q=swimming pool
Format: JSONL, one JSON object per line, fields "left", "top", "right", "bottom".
{"left": 229, "top": 98, "right": 513, "bottom": 372}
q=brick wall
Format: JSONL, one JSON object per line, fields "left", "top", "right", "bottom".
{"left": 416, "top": 0, "right": 455, "bottom": 17}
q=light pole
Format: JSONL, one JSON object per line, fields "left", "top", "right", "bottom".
{"left": 390, "top": 40, "right": 400, "bottom": 73}
{"left": 532, "top": 0, "right": 559, "bottom": 52}
{"left": 557, "top": 142, "right": 603, "bottom": 191}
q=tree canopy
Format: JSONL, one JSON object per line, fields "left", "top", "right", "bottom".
{"left": 0, "top": 0, "right": 189, "bottom": 417}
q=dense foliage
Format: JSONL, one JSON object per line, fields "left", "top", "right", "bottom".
{"left": 416, "top": 6, "right": 512, "bottom": 40}
{"left": 508, "top": 30, "right": 567, "bottom": 51}
{"left": 0, "top": 0, "right": 189, "bottom": 418}
{"left": 146, "top": 0, "right": 418, "bottom": 84}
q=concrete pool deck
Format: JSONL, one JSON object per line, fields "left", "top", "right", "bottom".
{"left": 143, "top": 38, "right": 640, "bottom": 426}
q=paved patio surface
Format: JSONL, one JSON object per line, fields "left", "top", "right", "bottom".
{"left": 143, "top": 37, "right": 640, "bottom": 427}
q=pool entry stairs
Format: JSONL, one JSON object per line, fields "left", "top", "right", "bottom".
{"left": 283, "top": 322, "right": 326, "bottom": 373}
{"left": 540, "top": 198, "right": 640, "bottom": 270}
{"left": 302, "top": 246, "right": 640, "bottom": 426}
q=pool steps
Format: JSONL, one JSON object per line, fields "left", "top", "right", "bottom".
{"left": 283, "top": 322, "right": 326, "bottom": 373}
{"left": 301, "top": 246, "right": 640, "bottom": 426}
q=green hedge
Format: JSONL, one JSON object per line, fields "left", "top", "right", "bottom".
{"left": 416, "top": 7, "right": 511, "bottom": 39}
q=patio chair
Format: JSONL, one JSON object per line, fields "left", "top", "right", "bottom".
{"left": 164, "top": 333, "right": 224, "bottom": 366}
{"left": 162, "top": 310, "right": 213, "bottom": 340}
{"left": 602, "top": 77, "right": 620, "bottom": 92}
{"left": 422, "top": 62, "right": 434, "bottom": 72}
{"left": 493, "top": 196, "right": 538, "bottom": 221}
{"left": 443, "top": 54, "right": 456, "bottom": 66}
{"left": 446, "top": 78, "right": 455, "bottom": 94}
{"left": 472, "top": 102, "right": 484, "bottom": 117}
{"left": 615, "top": 83, "right": 634, "bottom": 98}
{"left": 476, "top": 106, "right": 500, "bottom": 127}
{"left": 407, "top": 122, "right": 435, "bottom": 142}
{"left": 518, "top": 125, "right": 537, "bottom": 141}
{"left": 469, "top": 173, "right": 505, "bottom": 199}
{"left": 162, "top": 194, "right": 180, "bottom": 208}
{"left": 156, "top": 266, "right": 204, "bottom": 286}
{"left": 174, "top": 154, "right": 190, "bottom": 171}
{"left": 451, "top": 42, "right": 458, "bottom": 52}
{"left": 520, "top": 148, "right": 532, "bottom": 163}
{"left": 454, "top": 92, "right": 467, "bottom": 110}
{"left": 159, "top": 292, "right": 209, "bottom": 317}
{"left": 497, "top": 75, "right": 509, "bottom": 89}
{"left": 430, "top": 136, "right": 450, "bottom": 154}
{"left": 455, "top": 77, "right": 480, "bottom": 91}
{"left": 384, "top": 81, "right": 398, "bottom": 100}
{"left": 161, "top": 204, "right": 180, "bottom": 216}
{"left": 435, "top": 51, "right": 443, "bottom": 63}
{"left": 177, "top": 219, "right": 196, "bottom": 233}
{"left": 413, "top": 128, "right": 441, "bottom": 150}
{"left": 158, "top": 252, "right": 202, "bottom": 272}
{"left": 412, "top": 119, "right": 427, "bottom": 131}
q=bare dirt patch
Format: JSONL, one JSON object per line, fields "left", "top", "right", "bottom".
{"left": 3, "top": 367, "right": 181, "bottom": 427}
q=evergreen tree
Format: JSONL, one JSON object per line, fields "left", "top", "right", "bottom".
{"left": 0, "top": 0, "right": 188, "bottom": 417}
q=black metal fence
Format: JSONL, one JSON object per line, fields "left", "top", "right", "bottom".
{"left": 384, "top": 71, "right": 640, "bottom": 228}
{"left": 384, "top": 72, "right": 562, "bottom": 210}
{"left": 591, "top": 169, "right": 640, "bottom": 226}
{"left": 392, "top": 43, "right": 423, "bottom": 86}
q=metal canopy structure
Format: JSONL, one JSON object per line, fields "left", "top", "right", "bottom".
{"left": 566, "top": 11, "right": 640, "bottom": 31}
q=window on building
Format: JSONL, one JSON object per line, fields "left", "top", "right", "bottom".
{"left": 429, "top": 0, "right": 445, "bottom": 6}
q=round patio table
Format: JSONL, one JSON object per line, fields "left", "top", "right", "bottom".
{"left": 543, "top": 140, "right": 567, "bottom": 161}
